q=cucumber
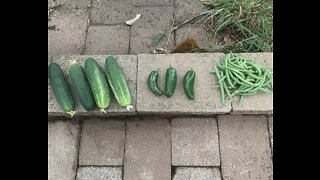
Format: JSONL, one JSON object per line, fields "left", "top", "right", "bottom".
{"left": 84, "top": 58, "right": 111, "bottom": 113}
{"left": 48, "top": 63, "right": 76, "bottom": 117}
{"left": 69, "top": 60, "right": 96, "bottom": 111}
{"left": 105, "top": 56, "right": 132, "bottom": 110}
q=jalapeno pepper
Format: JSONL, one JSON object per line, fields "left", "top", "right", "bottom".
{"left": 183, "top": 68, "right": 195, "bottom": 100}
{"left": 148, "top": 69, "right": 163, "bottom": 96}
{"left": 165, "top": 65, "right": 177, "bottom": 97}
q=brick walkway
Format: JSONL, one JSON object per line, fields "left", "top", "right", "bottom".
{"left": 48, "top": 0, "right": 216, "bottom": 56}
{"left": 48, "top": 115, "right": 273, "bottom": 180}
{"left": 48, "top": 1, "right": 273, "bottom": 179}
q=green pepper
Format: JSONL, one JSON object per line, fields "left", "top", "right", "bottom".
{"left": 183, "top": 68, "right": 196, "bottom": 100}
{"left": 148, "top": 69, "right": 163, "bottom": 96}
{"left": 165, "top": 65, "right": 177, "bottom": 97}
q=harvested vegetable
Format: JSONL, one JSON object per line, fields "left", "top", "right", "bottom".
{"left": 148, "top": 69, "right": 163, "bottom": 96}
{"left": 105, "top": 56, "right": 133, "bottom": 110}
{"left": 211, "top": 53, "right": 273, "bottom": 105}
{"left": 85, "top": 58, "right": 111, "bottom": 113}
{"left": 49, "top": 63, "right": 76, "bottom": 117}
{"left": 183, "top": 68, "right": 196, "bottom": 100}
{"left": 165, "top": 65, "right": 177, "bottom": 97}
{"left": 69, "top": 60, "right": 96, "bottom": 111}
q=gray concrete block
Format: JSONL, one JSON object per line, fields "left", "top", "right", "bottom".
{"left": 76, "top": 167, "right": 122, "bottom": 180}
{"left": 171, "top": 117, "right": 220, "bottom": 166}
{"left": 231, "top": 53, "right": 273, "bottom": 114}
{"left": 137, "top": 53, "right": 231, "bottom": 114}
{"left": 49, "top": 55, "right": 137, "bottom": 116}
{"left": 85, "top": 25, "right": 130, "bottom": 55}
{"left": 218, "top": 115, "right": 273, "bottom": 180}
{"left": 79, "top": 119, "right": 125, "bottom": 165}
{"left": 48, "top": 121, "right": 79, "bottom": 180}
{"left": 48, "top": 10, "right": 88, "bottom": 55}
{"left": 173, "top": 167, "right": 222, "bottom": 180}
{"left": 124, "top": 118, "right": 171, "bottom": 180}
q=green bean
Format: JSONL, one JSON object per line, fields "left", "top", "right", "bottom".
{"left": 230, "top": 71, "right": 257, "bottom": 86}
{"left": 225, "top": 69, "right": 235, "bottom": 88}
{"left": 214, "top": 65, "right": 224, "bottom": 105}
{"left": 211, "top": 53, "right": 273, "bottom": 106}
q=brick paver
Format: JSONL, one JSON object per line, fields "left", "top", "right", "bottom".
{"left": 85, "top": 25, "right": 130, "bottom": 55}
{"left": 171, "top": 117, "right": 220, "bottom": 166}
{"left": 174, "top": 0, "right": 208, "bottom": 23}
{"left": 76, "top": 166, "right": 122, "bottom": 180}
{"left": 133, "top": 0, "right": 173, "bottom": 6}
{"left": 56, "top": 0, "right": 90, "bottom": 10}
{"left": 79, "top": 119, "right": 125, "bottom": 165}
{"left": 173, "top": 167, "right": 222, "bottom": 180}
{"left": 268, "top": 116, "right": 273, "bottom": 152}
{"left": 90, "top": 0, "right": 133, "bottom": 25}
{"left": 48, "top": 10, "right": 88, "bottom": 55}
{"left": 124, "top": 118, "right": 171, "bottom": 180}
{"left": 231, "top": 53, "right": 273, "bottom": 114}
{"left": 218, "top": 115, "right": 273, "bottom": 180}
{"left": 130, "top": 6, "right": 174, "bottom": 54}
{"left": 48, "top": 121, "right": 79, "bottom": 180}
{"left": 137, "top": 53, "right": 231, "bottom": 114}
{"left": 49, "top": 55, "right": 137, "bottom": 116}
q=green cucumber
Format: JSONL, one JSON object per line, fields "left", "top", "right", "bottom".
{"left": 84, "top": 58, "right": 111, "bottom": 113}
{"left": 69, "top": 60, "right": 96, "bottom": 111}
{"left": 105, "top": 56, "right": 132, "bottom": 110}
{"left": 48, "top": 63, "right": 76, "bottom": 117}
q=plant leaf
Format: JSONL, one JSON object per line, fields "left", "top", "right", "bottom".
{"left": 152, "top": 33, "right": 165, "bottom": 47}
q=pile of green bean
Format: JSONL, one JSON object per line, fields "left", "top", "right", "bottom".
{"left": 211, "top": 53, "right": 273, "bottom": 105}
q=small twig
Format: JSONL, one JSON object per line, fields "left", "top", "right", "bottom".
{"left": 172, "top": 10, "right": 212, "bottom": 32}
{"left": 48, "top": 3, "right": 62, "bottom": 10}
{"left": 166, "top": 19, "right": 175, "bottom": 46}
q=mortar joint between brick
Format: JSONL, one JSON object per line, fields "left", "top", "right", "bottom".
{"left": 215, "top": 116, "right": 224, "bottom": 180}
{"left": 122, "top": 119, "right": 128, "bottom": 179}
{"left": 74, "top": 119, "right": 83, "bottom": 180}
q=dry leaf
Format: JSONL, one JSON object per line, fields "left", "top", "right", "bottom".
{"left": 171, "top": 37, "right": 204, "bottom": 53}
{"left": 125, "top": 14, "right": 142, "bottom": 26}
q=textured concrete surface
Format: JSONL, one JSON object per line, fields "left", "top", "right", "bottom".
{"left": 130, "top": 6, "right": 174, "bottom": 54}
{"left": 48, "top": 10, "right": 88, "bottom": 55}
{"left": 137, "top": 53, "right": 231, "bottom": 114}
{"left": 76, "top": 166, "right": 122, "bottom": 180}
{"left": 171, "top": 117, "right": 220, "bottom": 166}
{"left": 48, "top": 121, "right": 79, "bottom": 180}
{"left": 231, "top": 53, "right": 273, "bottom": 114}
{"left": 79, "top": 119, "right": 125, "bottom": 165}
{"left": 133, "top": 0, "right": 173, "bottom": 6}
{"left": 124, "top": 118, "right": 171, "bottom": 180}
{"left": 218, "top": 115, "right": 273, "bottom": 180}
{"left": 174, "top": 0, "right": 208, "bottom": 23}
{"left": 49, "top": 55, "right": 137, "bottom": 116}
{"left": 85, "top": 25, "right": 130, "bottom": 55}
{"left": 173, "top": 167, "right": 222, "bottom": 180}
{"left": 268, "top": 116, "right": 273, "bottom": 152}
{"left": 89, "top": 0, "right": 133, "bottom": 25}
